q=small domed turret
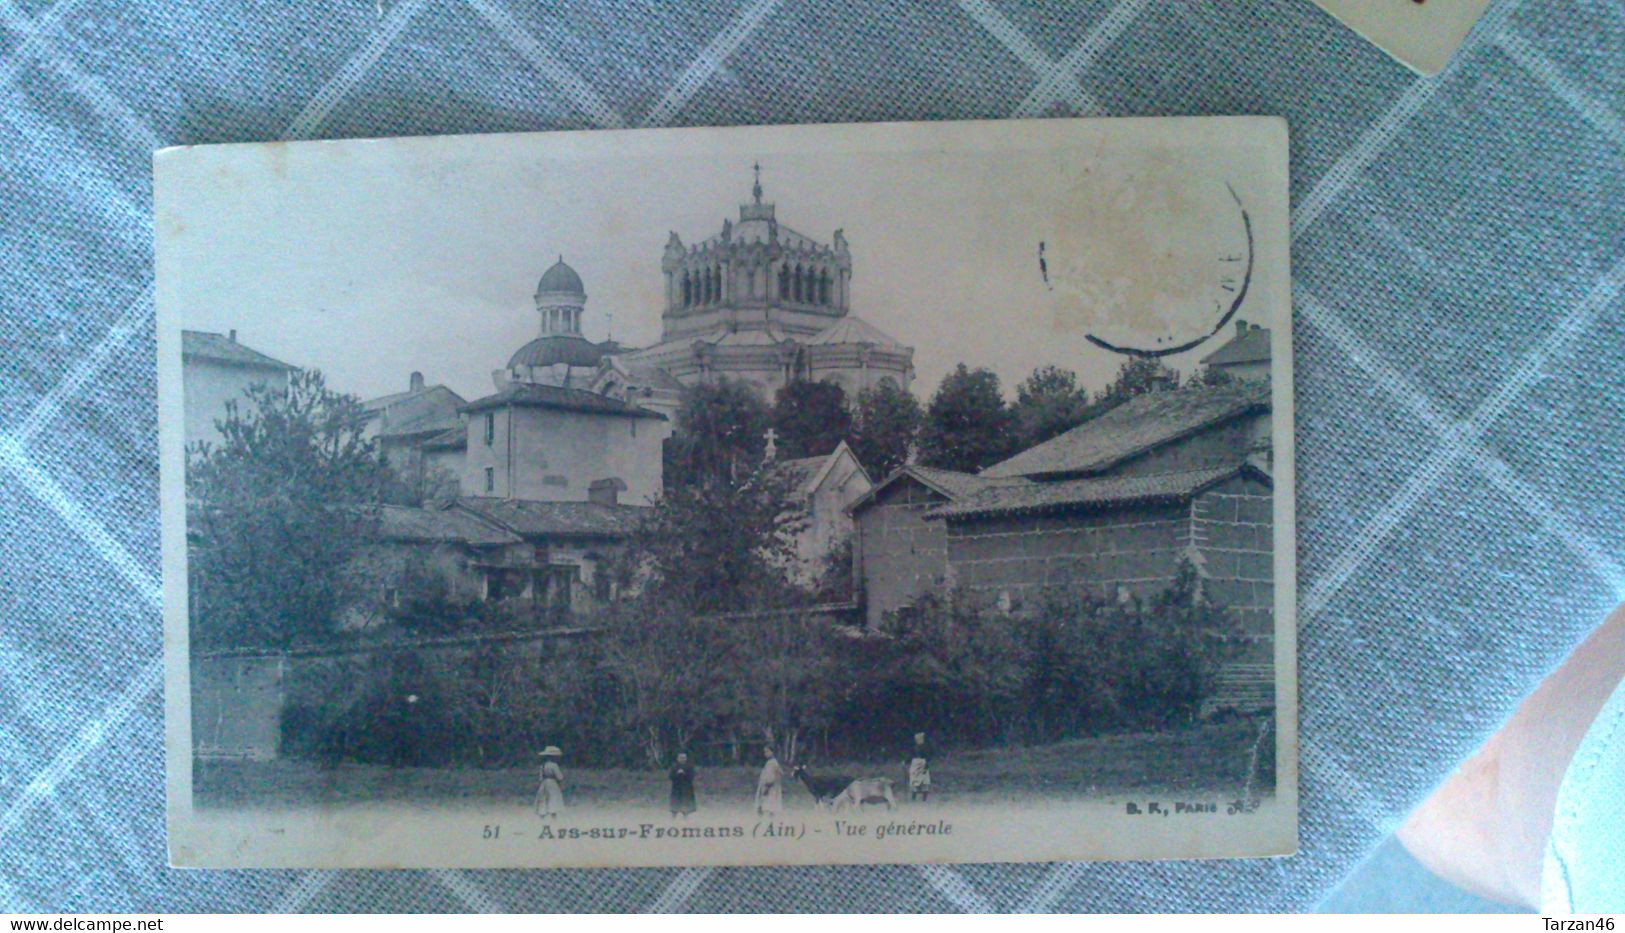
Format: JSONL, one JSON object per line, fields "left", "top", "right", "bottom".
{"left": 534, "top": 255, "right": 587, "bottom": 337}
{"left": 536, "top": 256, "right": 584, "bottom": 297}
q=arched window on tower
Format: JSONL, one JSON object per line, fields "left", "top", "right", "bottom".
{"left": 711, "top": 265, "right": 721, "bottom": 303}
{"left": 819, "top": 269, "right": 830, "bottom": 305}
{"left": 682, "top": 270, "right": 692, "bottom": 307}
{"left": 778, "top": 265, "right": 789, "bottom": 300}
{"left": 793, "top": 265, "right": 804, "bottom": 302}
{"left": 702, "top": 267, "right": 712, "bottom": 304}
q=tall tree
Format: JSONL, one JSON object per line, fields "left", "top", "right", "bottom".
{"left": 918, "top": 364, "right": 1017, "bottom": 473}
{"left": 849, "top": 380, "right": 922, "bottom": 480}
{"left": 186, "top": 369, "right": 391, "bottom": 648}
{"left": 1187, "top": 363, "right": 1236, "bottom": 388}
{"left": 663, "top": 378, "right": 771, "bottom": 489}
{"left": 623, "top": 459, "right": 807, "bottom": 617}
{"left": 1095, "top": 357, "right": 1181, "bottom": 411}
{"left": 770, "top": 379, "right": 851, "bottom": 460}
{"left": 1012, "top": 364, "right": 1092, "bottom": 449}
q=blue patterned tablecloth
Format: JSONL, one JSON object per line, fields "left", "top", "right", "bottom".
{"left": 3, "top": 0, "right": 1623, "bottom": 913}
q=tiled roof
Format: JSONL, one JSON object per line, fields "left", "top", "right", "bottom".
{"left": 981, "top": 379, "right": 1270, "bottom": 479}
{"left": 1201, "top": 323, "right": 1271, "bottom": 367}
{"left": 376, "top": 504, "right": 520, "bottom": 546}
{"left": 848, "top": 463, "right": 1031, "bottom": 514}
{"left": 461, "top": 382, "right": 667, "bottom": 419}
{"left": 456, "top": 497, "right": 650, "bottom": 538}
{"left": 364, "top": 385, "right": 467, "bottom": 438}
{"left": 927, "top": 464, "right": 1269, "bottom": 520}
{"left": 907, "top": 464, "right": 1030, "bottom": 499}
{"left": 420, "top": 427, "right": 466, "bottom": 451}
{"left": 181, "top": 330, "right": 294, "bottom": 370}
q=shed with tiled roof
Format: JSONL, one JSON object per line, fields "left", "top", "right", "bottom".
{"left": 981, "top": 379, "right": 1271, "bottom": 481}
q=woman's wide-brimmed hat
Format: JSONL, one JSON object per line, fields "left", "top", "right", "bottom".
{"left": 539, "top": 746, "right": 563, "bottom": 757}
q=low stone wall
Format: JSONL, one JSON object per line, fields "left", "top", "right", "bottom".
{"left": 190, "top": 626, "right": 599, "bottom": 760}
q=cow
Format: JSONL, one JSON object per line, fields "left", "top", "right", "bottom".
{"left": 831, "top": 776, "right": 896, "bottom": 812}
{"left": 793, "top": 765, "right": 897, "bottom": 812}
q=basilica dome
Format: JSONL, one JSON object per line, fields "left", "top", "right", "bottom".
{"left": 536, "top": 257, "right": 585, "bottom": 296}
{"left": 507, "top": 334, "right": 606, "bottom": 369}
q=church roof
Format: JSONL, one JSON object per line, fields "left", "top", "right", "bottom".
{"left": 536, "top": 257, "right": 584, "bottom": 295}
{"left": 507, "top": 334, "right": 608, "bottom": 369}
{"left": 456, "top": 497, "right": 649, "bottom": 538}
{"left": 461, "top": 381, "right": 667, "bottom": 419}
{"left": 376, "top": 504, "right": 521, "bottom": 547}
{"left": 1201, "top": 321, "right": 1271, "bottom": 367}
{"left": 181, "top": 330, "right": 294, "bottom": 370}
{"left": 927, "top": 464, "right": 1269, "bottom": 521}
{"left": 981, "top": 379, "right": 1270, "bottom": 479}
{"left": 805, "top": 316, "right": 905, "bottom": 348}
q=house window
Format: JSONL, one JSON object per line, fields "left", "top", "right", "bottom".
{"left": 484, "top": 467, "right": 494, "bottom": 494}
{"left": 532, "top": 565, "right": 579, "bottom": 612}
{"left": 485, "top": 569, "right": 508, "bottom": 601}
{"left": 484, "top": 412, "right": 495, "bottom": 446}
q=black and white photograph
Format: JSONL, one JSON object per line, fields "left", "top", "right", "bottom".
{"left": 157, "top": 116, "right": 1296, "bottom": 868}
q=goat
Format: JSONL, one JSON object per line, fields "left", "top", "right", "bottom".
{"left": 792, "top": 764, "right": 853, "bottom": 809}
{"left": 793, "top": 765, "right": 897, "bottom": 812}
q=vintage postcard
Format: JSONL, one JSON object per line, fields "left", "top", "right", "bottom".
{"left": 1309, "top": 0, "right": 1494, "bottom": 75}
{"left": 157, "top": 115, "right": 1297, "bottom": 869}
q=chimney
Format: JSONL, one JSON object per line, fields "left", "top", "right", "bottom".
{"left": 1235, "top": 319, "right": 1248, "bottom": 336}
{"left": 589, "top": 477, "right": 626, "bottom": 506}
{"left": 409, "top": 371, "right": 425, "bottom": 392}
{"left": 228, "top": 329, "right": 237, "bottom": 342}
{"left": 1146, "top": 368, "right": 1178, "bottom": 393}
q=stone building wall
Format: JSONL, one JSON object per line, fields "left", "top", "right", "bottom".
{"left": 942, "top": 502, "right": 1189, "bottom": 609}
{"left": 1190, "top": 474, "right": 1274, "bottom": 653}
{"left": 458, "top": 406, "right": 666, "bottom": 506}
{"left": 853, "top": 479, "right": 951, "bottom": 627}
{"left": 181, "top": 359, "right": 287, "bottom": 449}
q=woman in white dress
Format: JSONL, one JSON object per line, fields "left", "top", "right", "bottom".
{"left": 535, "top": 746, "right": 565, "bottom": 819}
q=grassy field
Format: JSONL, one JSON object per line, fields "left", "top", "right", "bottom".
{"left": 196, "top": 717, "right": 1275, "bottom": 811}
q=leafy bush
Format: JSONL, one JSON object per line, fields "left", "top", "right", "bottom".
{"left": 280, "top": 562, "right": 1246, "bottom": 769}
